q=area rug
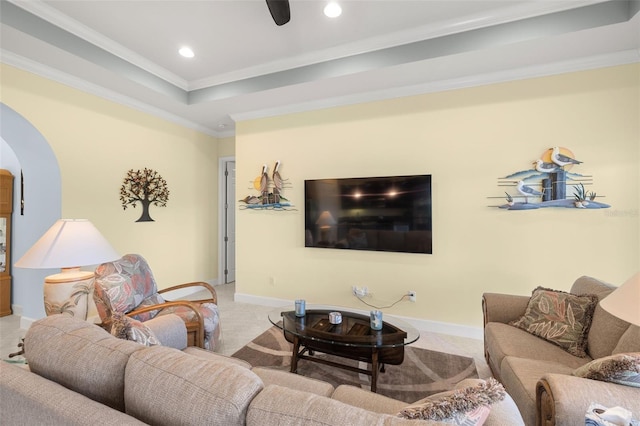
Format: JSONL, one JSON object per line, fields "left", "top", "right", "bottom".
{"left": 232, "top": 326, "right": 478, "bottom": 403}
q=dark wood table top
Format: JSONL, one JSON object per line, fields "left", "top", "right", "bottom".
{"left": 269, "top": 307, "right": 419, "bottom": 348}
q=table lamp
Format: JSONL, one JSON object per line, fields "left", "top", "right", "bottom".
{"left": 600, "top": 272, "right": 640, "bottom": 326}
{"left": 316, "top": 210, "right": 336, "bottom": 242}
{"left": 14, "top": 219, "right": 119, "bottom": 320}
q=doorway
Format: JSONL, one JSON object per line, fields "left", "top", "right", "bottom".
{"left": 219, "top": 157, "right": 236, "bottom": 284}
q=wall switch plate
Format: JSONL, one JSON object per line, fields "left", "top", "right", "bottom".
{"left": 408, "top": 291, "right": 416, "bottom": 302}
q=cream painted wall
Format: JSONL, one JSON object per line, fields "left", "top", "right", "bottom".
{"left": 235, "top": 64, "right": 639, "bottom": 329}
{"left": 218, "top": 136, "right": 236, "bottom": 158}
{"left": 1, "top": 64, "right": 220, "bottom": 290}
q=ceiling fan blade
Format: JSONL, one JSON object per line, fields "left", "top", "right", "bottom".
{"left": 265, "top": 0, "right": 290, "bottom": 26}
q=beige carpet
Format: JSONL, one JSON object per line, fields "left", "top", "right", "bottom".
{"left": 232, "top": 325, "right": 478, "bottom": 403}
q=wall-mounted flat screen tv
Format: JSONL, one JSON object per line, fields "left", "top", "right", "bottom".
{"left": 304, "top": 175, "right": 432, "bottom": 254}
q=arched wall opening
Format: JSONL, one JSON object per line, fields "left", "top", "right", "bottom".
{"left": 0, "top": 102, "right": 61, "bottom": 325}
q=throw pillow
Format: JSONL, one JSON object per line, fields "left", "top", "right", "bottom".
{"left": 109, "top": 312, "right": 160, "bottom": 346}
{"left": 509, "top": 287, "right": 598, "bottom": 357}
{"left": 573, "top": 352, "right": 640, "bottom": 388}
{"left": 397, "top": 377, "right": 505, "bottom": 424}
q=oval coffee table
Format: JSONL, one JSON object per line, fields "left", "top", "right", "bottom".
{"left": 268, "top": 306, "right": 419, "bottom": 392}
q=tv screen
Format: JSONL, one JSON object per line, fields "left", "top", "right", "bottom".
{"left": 304, "top": 175, "right": 432, "bottom": 254}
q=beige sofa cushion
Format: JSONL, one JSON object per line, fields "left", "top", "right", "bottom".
{"left": 24, "top": 314, "right": 144, "bottom": 411}
{"left": 500, "top": 357, "right": 575, "bottom": 426}
{"left": 0, "top": 362, "right": 146, "bottom": 426}
{"left": 485, "top": 322, "right": 590, "bottom": 371}
{"left": 246, "top": 384, "right": 431, "bottom": 425}
{"left": 124, "top": 345, "right": 263, "bottom": 426}
{"left": 614, "top": 325, "right": 640, "bottom": 354}
{"left": 332, "top": 384, "right": 408, "bottom": 414}
{"left": 251, "top": 366, "right": 335, "bottom": 397}
{"left": 183, "top": 346, "right": 252, "bottom": 369}
{"left": 570, "top": 276, "right": 631, "bottom": 359}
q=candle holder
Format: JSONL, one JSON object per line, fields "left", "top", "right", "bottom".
{"left": 370, "top": 310, "right": 383, "bottom": 330}
{"left": 295, "top": 299, "right": 306, "bottom": 317}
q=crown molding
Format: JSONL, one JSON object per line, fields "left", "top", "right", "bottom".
{"left": 7, "top": 0, "right": 189, "bottom": 90}
{"left": 231, "top": 49, "right": 640, "bottom": 123}
{"left": 1, "top": 50, "right": 221, "bottom": 137}
{"left": 3, "top": 48, "right": 637, "bottom": 138}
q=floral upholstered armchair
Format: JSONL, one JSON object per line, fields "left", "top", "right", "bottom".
{"left": 93, "top": 254, "right": 221, "bottom": 350}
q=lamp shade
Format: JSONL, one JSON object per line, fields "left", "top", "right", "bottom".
{"left": 15, "top": 219, "right": 119, "bottom": 269}
{"left": 316, "top": 211, "right": 337, "bottom": 228}
{"left": 600, "top": 272, "right": 640, "bottom": 327}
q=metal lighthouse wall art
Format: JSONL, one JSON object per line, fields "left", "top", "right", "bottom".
{"left": 492, "top": 147, "right": 611, "bottom": 210}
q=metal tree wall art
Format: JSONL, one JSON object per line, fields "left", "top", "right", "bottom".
{"left": 120, "top": 168, "right": 170, "bottom": 222}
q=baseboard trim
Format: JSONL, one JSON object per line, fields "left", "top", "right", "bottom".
{"left": 234, "top": 292, "right": 483, "bottom": 341}
{"left": 16, "top": 288, "right": 483, "bottom": 340}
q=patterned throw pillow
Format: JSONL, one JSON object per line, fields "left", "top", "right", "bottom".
{"left": 573, "top": 352, "right": 640, "bottom": 388}
{"left": 510, "top": 287, "right": 598, "bottom": 357}
{"left": 397, "top": 378, "right": 505, "bottom": 424}
{"left": 109, "top": 312, "right": 160, "bottom": 346}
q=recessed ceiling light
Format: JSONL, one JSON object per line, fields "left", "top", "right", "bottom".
{"left": 178, "top": 46, "right": 195, "bottom": 58}
{"left": 324, "top": 2, "right": 342, "bottom": 18}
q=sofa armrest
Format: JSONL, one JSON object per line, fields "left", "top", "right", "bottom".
{"left": 482, "top": 293, "right": 529, "bottom": 326}
{"left": 536, "top": 374, "right": 640, "bottom": 426}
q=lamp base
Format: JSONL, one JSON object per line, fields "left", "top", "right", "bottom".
{"left": 44, "top": 267, "right": 95, "bottom": 320}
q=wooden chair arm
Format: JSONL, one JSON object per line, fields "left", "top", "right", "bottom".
{"left": 536, "top": 378, "right": 555, "bottom": 426}
{"left": 159, "top": 281, "right": 218, "bottom": 304}
{"left": 127, "top": 300, "right": 205, "bottom": 348}
{"left": 127, "top": 301, "right": 204, "bottom": 325}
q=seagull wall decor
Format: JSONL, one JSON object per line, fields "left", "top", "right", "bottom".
{"left": 491, "top": 147, "right": 610, "bottom": 211}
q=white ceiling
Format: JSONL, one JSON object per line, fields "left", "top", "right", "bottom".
{"left": 1, "top": 0, "right": 639, "bottom": 137}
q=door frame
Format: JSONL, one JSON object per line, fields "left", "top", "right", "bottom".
{"left": 217, "top": 156, "right": 235, "bottom": 285}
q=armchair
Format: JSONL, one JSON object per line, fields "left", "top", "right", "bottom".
{"left": 93, "top": 254, "right": 221, "bottom": 350}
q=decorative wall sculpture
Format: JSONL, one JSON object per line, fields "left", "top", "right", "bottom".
{"left": 120, "top": 168, "right": 170, "bottom": 221}
{"left": 492, "top": 147, "right": 610, "bottom": 210}
{"left": 240, "top": 161, "right": 294, "bottom": 210}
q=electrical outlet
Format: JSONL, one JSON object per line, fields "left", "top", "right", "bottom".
{"left": 352, "top": 286, "right": 368, "bottom": 297}
{"left": 408, "top": 290, "right": 416, "bottom": 302}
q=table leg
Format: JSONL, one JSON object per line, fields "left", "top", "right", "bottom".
{"left": 371, "top": 348, "right": 379, "bottom": 393}
{"left": 291, "top": 335, "right": 300, "bottom": 373}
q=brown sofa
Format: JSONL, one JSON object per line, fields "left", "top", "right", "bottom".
{"left": 483, "top": 275, "right": 640, "bottom": 426}
{"left": 1, "top": 315, "right": 524, "bottom": 425}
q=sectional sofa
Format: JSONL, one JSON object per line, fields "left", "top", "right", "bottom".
{"left": 1, "top": 315, "right": 524, "bottom": 425}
